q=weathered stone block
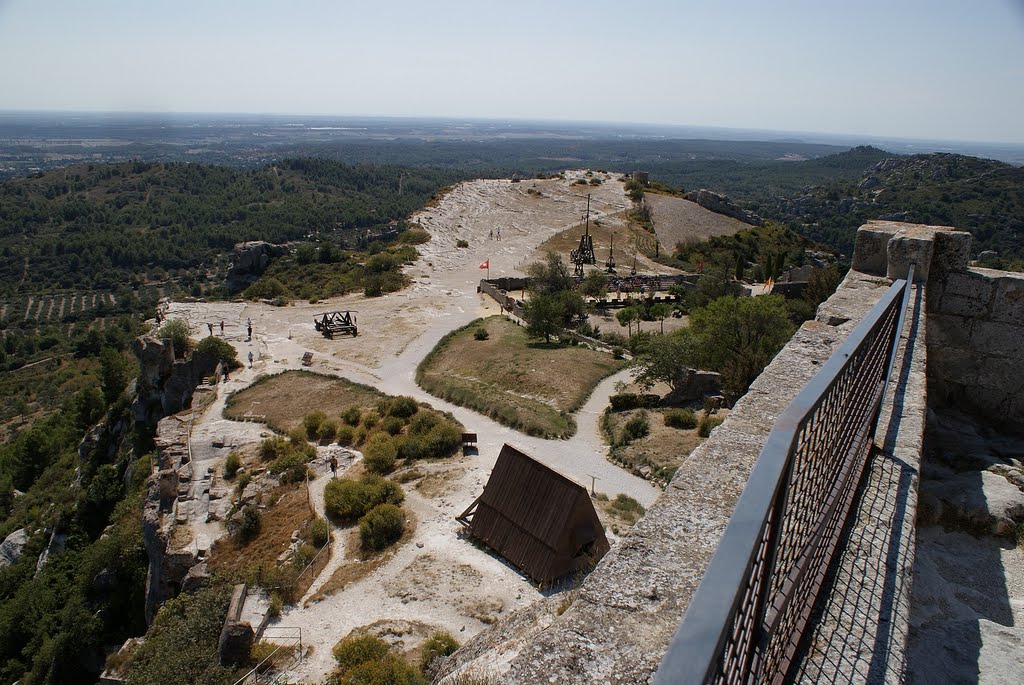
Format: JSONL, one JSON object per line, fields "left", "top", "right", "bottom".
{"left": 937, "top": 293, "right": 990, "bottom": 319}
{"left": 932, "top": 229, "right": 972, "bottom": 274}
{"left": 852, "top": 224, "right": 897, "bottom": 276}
{"left": 991, "top": 273, "right": 1024, "bottom": 325}
{"left": 942, "top": 270, "right": 996, "bottom": 303}
{"left": 887, "top": 234, "right": 934, "bottom": 282}
{"left": 927, "top": 314, "right": 972, "bottom": 350}
{"left": 970, "top": 320, "right": 1024, "bottom": 359}
{"left": 218, "top": 621, "right": 254, "bottom": 667}
{"left": 975, "top": 358, "right": 1024, "bottom": 394}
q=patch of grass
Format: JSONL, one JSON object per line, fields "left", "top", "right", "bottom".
{"left": 224, "top": 370, "right": 387, "bottom": 434}
{"left": 697, "top": 414, "right": 725, "bottom": 437}
{"left": 664, "top": 408, "right": 697, "bottom": 429}
{"left": 417, "top": 316, "right": 625, "bottom": 439}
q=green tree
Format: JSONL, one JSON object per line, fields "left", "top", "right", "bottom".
{"left": 158, "top": 319, "right": 193, "bottom": 358}
{"left": 524, "top": 292, "right": 564, "bottom": 344}
{"left": 649, "top": 303, "right": 674, "bottom": 334}
{"left": 526, "top": 252, "right": 574, "bottom": 294}
{"left": 578, "top": 270, "right": 608, "bottom": 299}
{"left": 616, "top": 306, "right": 640, "bottom": 337}
{"left": 633, "top": 294, "right": 794, "bottom": 402}
{"left": 632, "top": 329, "right": 700, "bottom": 397}
{"left": 194, "top": 336, "right": 241, "bottom": 369}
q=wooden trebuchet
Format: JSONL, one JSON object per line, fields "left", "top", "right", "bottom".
{"left": 314, "top": 311, "right": 358, "bottom": 338}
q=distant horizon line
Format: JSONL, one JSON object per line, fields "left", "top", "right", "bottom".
{"left": 2, "top": 108, "right": 1023, "bottom": 149}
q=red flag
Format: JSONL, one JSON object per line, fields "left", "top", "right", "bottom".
{"left": 479, "top": 260, "right": 489, "bottom": 269}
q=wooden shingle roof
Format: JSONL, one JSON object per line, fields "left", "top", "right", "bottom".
{"left": 458, "top": 444, "right": 609, "bottom": 583}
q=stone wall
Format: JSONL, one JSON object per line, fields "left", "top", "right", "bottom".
{"left": 854, "top": 219, "right": 1024, "bottom": 432}
{"left": 926, "top": 267, "right": 1024, "bottom": 432}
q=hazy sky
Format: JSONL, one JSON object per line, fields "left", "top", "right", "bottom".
{"left": 1, "top": 0, "right": 1023, "bottom": 143}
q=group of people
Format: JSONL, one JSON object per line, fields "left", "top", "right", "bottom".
{"left": 202, "top": 318, "right": 254, "bottom": 340}
{"left": 488, "top": 227, "right": 502, "bottom": 241}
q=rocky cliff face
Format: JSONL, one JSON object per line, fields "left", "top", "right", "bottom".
{"left": 131, "top": 335, "right": 218, "bottom": 425}
{"left": 130, "top": 333, "right": 220, "bottom": 622}
{"left": 225, "top": 241, "right": 287, "bottom": 293}
{"left": 690, "top": 189, "right": 764, "bottom": 226}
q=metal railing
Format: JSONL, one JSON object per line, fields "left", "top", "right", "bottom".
{"left": 654, "top": 266, "right": 915, "bottom": 685}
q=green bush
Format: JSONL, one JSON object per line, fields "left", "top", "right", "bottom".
{"left": 609, "top": 393, "right": 661, "bottom": 412}
{"left": 236, "top": 473, "right": 252, "bottom": 501}
{"left": 363, "top": 433, "right": 398, "bottom": 474}
{"left": 663, "top": 408, "right": 697, "bottom": 429}
{"left": 359, "top": 503, "right": 405, "bottom": 552}
{"left": 309, "top": 517, "right": 330, "bottom": 548}
{"left": 611, "top": 494, "right": 646, "bottom": 517}
{"left": 341, "top": 654, "right": 426, "bottom": 685}
{"left": 240, "top": 504, "right": 262, "bottom": 541}
{"left": 259, "top": 435, "right": 289, "bottom": 461}
{"left": 408, "top": 410, "right": 440, "bottom": 436}
{"left": 337, "top": 424, "right": 356, "bottom": 446}
{"left": 269, "top": 451, "right": 311, "bottom": 484}
{"left": 387, "top": 396, "right": 419, "bottom": 419}
{"left": 420, "top": 632, "right": 460, "bottom": 672}
{"left": 318, "top": 419, "right": 339, "bottom": 443}
{"left": 381, "top": 416, "right": 404, "bottom": 436}
{"left": 361, "top": 411, "right": 380, "bottom": 429}
{"left": 473, "top": 327, "right": 489, "bottom": 341}
{"left": 157, "top": 319, "right": 194, "bottom": 358}
{"left": 455, "top": 239, "right": 469, "bottom": 248}
{"left": 194, "top": 336, "right": 241, "bottom": 369}
{"left": 697, "top": 414, "right": 725, "bottom": 437}
{"left": 324, "top": 475, "right": 404, "bottom": 521}
{"left": 332, "top": 634, "right": 390, "bottom": 672}
{"left": 342, "top": 406, "right": 362, "bottom": 426}
{"left": 223, "top": 451, "right": 242, "bottom": 479}
{"left": 303, "top": 411, "right": 328, "bottom": 440}
{"left": 618, "top": 411, "right": 650, "bottom": 445}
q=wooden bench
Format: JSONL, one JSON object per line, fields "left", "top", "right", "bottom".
{"left": 461, "top": 432, "right": 478, "bottom": 446}
{"left": 301, "top": 352, "right": 314, "bottom": 366}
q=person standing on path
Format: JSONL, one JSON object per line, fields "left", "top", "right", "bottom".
{"left": 207, "top": 322, "right": 213, "bottom": 336}
{"left": 220, "top": 320, "right": 224, "bottom": 335}
{"left": 248, "top": 351, "right": 254, "bottom": 368}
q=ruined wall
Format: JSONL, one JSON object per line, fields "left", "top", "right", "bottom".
{"left": 854, "top": 219, "right": 1024, "bottom": 432}
{"left": 926, "top": 267, "right": 1024, "bottom": 432}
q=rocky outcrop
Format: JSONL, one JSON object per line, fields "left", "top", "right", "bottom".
{"left": 142, "top": 414, "right": 200, "bottom": 623}
{"left": 131, "top": 335, "right": 218, "bottom": 424}
{"left": 0, "top": 528, "right": 28, "bottom": 567}
{"left": 670, "top": 368, "right": 721, "bottom": 403}
{"left": 689, "top": 189, "right": 763, "bottom": 226}
{"left": 226, "top": 241, "right": 287, "bottom": 293}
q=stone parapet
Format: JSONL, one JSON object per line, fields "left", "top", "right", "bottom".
{"left": 438, "top": 271, "right": 897, "bottom": 685}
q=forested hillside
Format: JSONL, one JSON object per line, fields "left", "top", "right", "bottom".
{"left": 0, "top": 160, "right": 465, "bottom": 294}
{"left": 644, "top": 147, "right": 1024, "bottom": 262}
{"left": 760, "top": 152, "right": 1024, "bottom": 261}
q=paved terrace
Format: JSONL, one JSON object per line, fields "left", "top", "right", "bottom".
{"left": 438, "top": 222, "right": 1024, "bottom": 684}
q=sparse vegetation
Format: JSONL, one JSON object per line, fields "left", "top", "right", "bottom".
{"left": 420, "top": 632, "right": 460, "bottom": 672}
{"left": 223, "top": 451, "right": 242, "bottom": 479}
{"left": 359, "top": 503, "right": 406, "bottom": 551}
{"left": 417, "top": 316, "right": 624, "bottom": 439}
{"left": 697, "top": 414, "right": 725, "bottom": 437}
{"left": 324, "top": 474, "right": 405, "bottom": 522}
{"left": 664, "top": 408, "right": 697, "bottom": 429}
